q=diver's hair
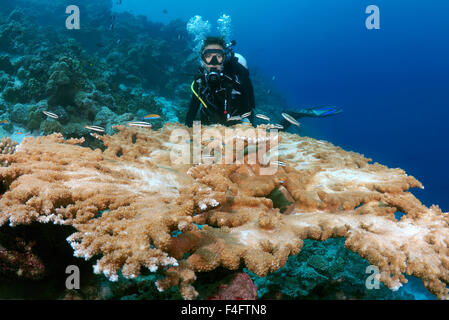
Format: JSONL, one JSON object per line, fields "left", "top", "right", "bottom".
{"left": 201, "top": 36, "right": 226, "bottom": 52}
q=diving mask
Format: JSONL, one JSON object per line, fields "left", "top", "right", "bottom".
{"left": 201, "top": 49, "right": 225, "bottom": 65}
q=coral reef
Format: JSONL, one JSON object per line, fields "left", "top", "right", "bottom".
{"left": 0, "top": 235, "right": 45, "bottom": 281}
{"left": 0, "top": 123, "right": 447, "bottom": 300}
{"left": 247, "top": 238, "right": 418, "bottom": 300}
{"left": 0, "top": 0, "right": 200, "bottom": 141}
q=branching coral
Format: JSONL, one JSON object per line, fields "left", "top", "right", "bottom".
{"left": 0, "top": 137, "right": 17, "bottom": 156}
{"left": 0, "top": 124, "right": 448, "bottom": 300}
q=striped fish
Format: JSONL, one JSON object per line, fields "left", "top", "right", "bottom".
{"left": 227, "top": 116, "right": 242, "bottom": 122}
{"left": 255, "top": 114, "right": 270, "bottom": 121}
{"left": 43, "top": 111, "right": 59, "bottom": 119}
{"left": 281, "top": 113, "right": 300, "bottom": 127}
{"left": 272, "top": 160, "right": 286, "bottom": 167}
{"left": 84, "top": 125, "right": 105, "bottom": 132}
{"left": 127, "top": 122, "right": 152, "bottom": 128}
{"left": 241, "top": 111, "right": 252, "bottom": 119}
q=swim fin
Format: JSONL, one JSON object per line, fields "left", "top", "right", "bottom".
{"left": 293, "top": 106, "right": 343, "bottom": 118}
{"left": 279, "top": 106, "right": 343, "bottom": 130}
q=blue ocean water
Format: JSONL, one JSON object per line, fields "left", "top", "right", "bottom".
{"left": 0, "top": 0, "right": 446, "bottom": 301}
{"left": 114, "top": 0, "right": 449, "bottom": 212}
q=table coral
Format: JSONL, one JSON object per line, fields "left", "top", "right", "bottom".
{"left": 0, "top": 124, "right": 448, "bottom": 300}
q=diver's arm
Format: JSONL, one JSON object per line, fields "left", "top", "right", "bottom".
{"left": 244, "top": 76, "right": 256, "bottom": 124}
{"left": 247, "top": 77, "right": 256, "bottom": 123}
{"left": 232, "top": 60, "right": 256, "bottom": 123}
{"left": 185, "top": 95, "right": 200, "bottom": 127}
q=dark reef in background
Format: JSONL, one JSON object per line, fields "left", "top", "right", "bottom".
{"left": 0, "top": 0, "right": 290, "bottom": 141}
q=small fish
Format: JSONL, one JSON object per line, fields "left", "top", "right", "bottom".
{"left": 268, "top": 124, "right": 284, "bottom": 130}
{"left": 143, "top": 114, "right": 161, "bottom": 120}
{"left": 109, "top": 24, "right": 114, "bottom": 31}
{"left": 43, "top": 111, "right": 59, "bottom": 119}
{"left": 255, "top": 114, "right": 270, "bottom": 121}
{"left": 89, "top": 132, "right": 101, "bottom": 139}
{"left": 177, "top": 34, "right": 183, "bottom": 40}
{"left": 16, "top": 132, "right": 24, "bottom": 135}
{"left": 84, "top": 125, "right": 105, "bottom": 133}
{"left": 127, "top": 122, "right": 152, "bottom": 128}
{"left": 272, "top": 160, "right": 286, "bottom": 167}
{"left": 96, "top": 43, "right": 105, "bottom": 48}
{"left": 272, "top": 76, "right": 276, "bottom": 81}
{"left": 267, "top": 89, "right": 272, "bottom": 95}
{"left": 281, "top": 113, "right": 300, "bottom": 127}
{"left": 116, "top": 39, "right": 121, "bottom": 45}
{"left": 227, "top": 116, "right": 242, "bottom": 122}
{"left": 241, "top": 111, "right": 252, "bottom": 119}
{"left": 0, "top": 119, "right": 9, "bottom": 125}
{"left": 163, "top": 9, "right": 168, "bottom": 14}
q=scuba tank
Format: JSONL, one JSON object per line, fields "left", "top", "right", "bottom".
{"left": 224, "top": 40, "right": 248, "bottom": 70}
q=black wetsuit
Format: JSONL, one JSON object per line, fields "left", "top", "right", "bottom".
{"left": 185, "top": 57, "right": 256, "bottom": 127}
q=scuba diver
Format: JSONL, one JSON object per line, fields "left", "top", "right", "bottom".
{"left": 185, "top": 36, "right": 256, "bottom": 127}
{"left": 184, "top": 36, "right": 343, "bottom": 129}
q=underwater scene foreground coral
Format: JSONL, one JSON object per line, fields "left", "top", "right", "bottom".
{"left": 0, "top": 124, "right": 447, "bottom": 300}
{"left": 0, "top": 0, "right": 447, "bottom": 300}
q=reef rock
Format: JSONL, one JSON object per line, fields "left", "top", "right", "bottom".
{"left": 0, "top": 55, "right": 15, "bottom": 75}
{"left": 208, "top": 273, "right": 258, "bottom": 300}
{"left": 0, "top": 235, "right": 45, "bottom": 281}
